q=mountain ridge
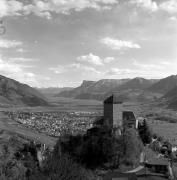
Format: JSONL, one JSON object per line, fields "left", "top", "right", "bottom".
{"left": 148, "top": 75, "right": 177, "bottom": 94}
{"left": 0, "top": 75, "right": 49, "bottom": 106}
{"left": 56, "top": 77, "right": 160, "bottom": 101}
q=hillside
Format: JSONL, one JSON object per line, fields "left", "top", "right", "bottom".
{"left": 86, "top": 79, "right": 130, "bottom": 93}
{"left": 56, "top": 80, "right": 96, "bottom": 98}
{"left": 163, "top": 86, "right": 177, "bottom": 100}
{"left": 56, "top": 79, "right": 129, "bottom": 98}
{"left": 163, "top": 86, "right": 177, "bottom": 110}
{"left": 110, "top": 77, "right": 157, "bottom": 92}
{"left": 0, "top": 75, "right": 49, "bottom": 106}
{"left": 148, "top": 75, "right": 177, "bottom": 94}
{"left": 57, "top": 78, "right": 161, "bottom": 102}
{"left": 168, "top": 100, "right": 177, "bottom": 109}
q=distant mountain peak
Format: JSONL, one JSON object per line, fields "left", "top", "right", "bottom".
{"left": 81, "top": 80, "right": 95, "bottom": 87}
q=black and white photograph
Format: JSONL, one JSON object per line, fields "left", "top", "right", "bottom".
{"left": 0, "top": 0, "right": 177, "bottom": 179}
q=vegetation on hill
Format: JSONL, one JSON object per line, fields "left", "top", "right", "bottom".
{"left": 163, "top": 86, "right": 177, "bottom": 100}
{"left": 0, "top": 118, "right": 158, "bottom": 180}
{"left": 56, "top": 77, "right": 160, "bottom": 101}
{"left": 138, "top": 119, "right": 152, "bottom": 145}
{"left": 122, "top": 128, "right": 143, "bottom": 166}
{"left": 0, "top": 75, "right": 49, "bottom": 106}
{"left": 111, "top": 77, "right": 156, "bottom": 91}
{"left": 58, "top": 126, "right": 143, "bottom": 169}
{"left": 148, "top": 75, "right": 177, "bottom": 94}
{"left": 40, "top": 147, "right": 95, "bottom": 180}
{"left": 56, "top": 79, "right": 130, "bottom": 98}
{"left": 0, "top": 132, "right": 94, "bottom": 180}
{"left": 0, "top": 134, "right": 39, "bottom": 180}
{"left": 168, "top": 100, "right": 177, "bottom": 110}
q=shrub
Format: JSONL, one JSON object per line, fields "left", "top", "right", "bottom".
{"left": 41, "top": 153, "right": 95, "bottom": 180}
{"left": 122, "top": 128, "right": 143, "bottom": 166}
{"left": 138, "top": 119, "right": 152, "bottom": 145}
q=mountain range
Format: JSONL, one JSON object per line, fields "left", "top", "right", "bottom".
{"left": 56, "top": 75, "right": 177, "bottom": 106}
{"left": 0, "top": 75, "right": 49, "bottom": 107}
{"left": 1, "top": 74, "right": 177, "bottom": 109}
{"left": 56, "top": 77, "right": 160, "bottom": 101}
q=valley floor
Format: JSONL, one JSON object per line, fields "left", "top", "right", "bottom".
{"left": 0, "top": 97, "right": 177, "bottom": 147}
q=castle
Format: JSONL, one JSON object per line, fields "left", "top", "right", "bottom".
{"left": 103, "top": 94, "right": 138, "bottom": 135}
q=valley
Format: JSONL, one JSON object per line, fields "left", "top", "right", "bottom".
{"left": 0, "top": 95, "right": 177, "bottom": 146}
{"left": 0, "top": 74, "right": 177, "bottom": 180}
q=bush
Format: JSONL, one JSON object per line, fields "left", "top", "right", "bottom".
{"left": 45, "top": 154, "right": 95, "bottom": 180}
{"left": 59, "top": 127, "right": 122, "bottom": 169}
{"left": 122, "top": 128, "right": 143, "bottom": 166}
{"left": 138, "top": 119, "right": 152, "bottom": 145}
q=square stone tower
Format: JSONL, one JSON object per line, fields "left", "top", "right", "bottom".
{"left": 104, "top": 95, "right": 123, "bottom": 128}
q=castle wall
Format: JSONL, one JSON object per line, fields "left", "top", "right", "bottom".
{"left": 113, "top": 104, "right": 123, "bottom": 127}
{"left": 104, "top": 103, "right": 113, "bottom": 127}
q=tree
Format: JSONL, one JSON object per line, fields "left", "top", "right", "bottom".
{"left": 41, "top": 153, "right": 95, "bottom": 180}
{"left": 122, "top": 128, "right": 143, "bottom": 166}
{"left": 138, "top": 119, "right": 152, "bottom": 145}
{"left": 58, "top": 126, "right": 124, "bottom": 169}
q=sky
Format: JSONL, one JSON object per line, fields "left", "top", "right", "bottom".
{"left": 0, "top": 0, "right": 177, "bottom": 87}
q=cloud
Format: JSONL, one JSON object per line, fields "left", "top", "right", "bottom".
{"left": 49, "top": 65, "right": 66, "bottom": 74}
{"left": 159, "top": 0, "right": 177, "bottom": 14}
{"left": 131, "top": 0, "right": 177, "bottom": 13}
{"left": 133, "top": 59, "right": 165, "bottom": 70}
{"left": 131, "top": 0, "right": 158, "bottom": 11}
{"left": 160, "top": 61, "right": 173, "bottom": 65}
{"left": 0, "top": 55, "right": 38, "bottom": 86}
{"left": 0, "top": 0, "right": 23, "bottom": 17}
{"left": 0, "top": 0, "right": 118, "bottom": 18}
{"left": 77, "top": 53, "right": 115, "bottom": 66}
{"left": 49, "top": 63, "right": 101, "bottom": 75}
{"left": 70, "top": 63, "right": 101, "bottom": 74}
{"left": 0, "top": 57, "right": 21, "bottom": 74}
{"left": 9, "top": 57, "right": 38, "bottom": 63}
{"left": 0, "top": 0, "right": 176, "bottom": 19}
{"left": 0, "top": 39, "right": 22, "bottom": 48}
{"left": 16, "top": 48, "right": 27, "bottom": 53}
{"left": 106, "top": 67, "right": 138, "bottom": 76}
{"left": 131, "top": 59, "right": 177, "bottom": 78}
{"left": 101, "top": 37, "right": 141, "bottom": 50}
{"left": 77, "top": 53, "right": 104, "bottom": 66}
{"left": 104, "top": 57, "right": 115, "bottom": 63}
{"left": 169, "top": 16, "right": 177, "bottom": 21}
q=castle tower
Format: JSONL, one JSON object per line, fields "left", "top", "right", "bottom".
{"left": 104, "top": 95, "right": 123, "bottom": 128}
